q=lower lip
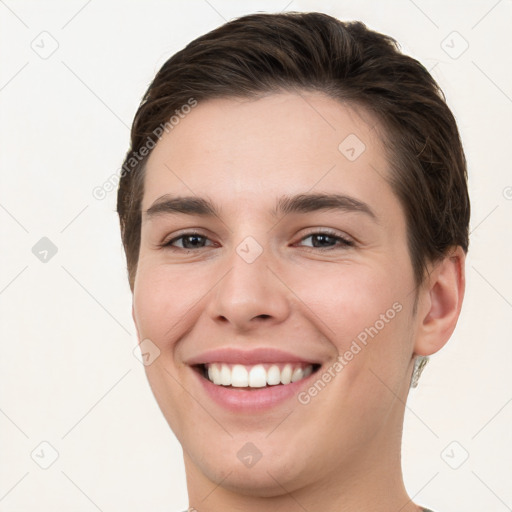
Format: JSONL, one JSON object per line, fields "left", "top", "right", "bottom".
{"left": 193, "top": 367, "right": 319, "bottom": 412}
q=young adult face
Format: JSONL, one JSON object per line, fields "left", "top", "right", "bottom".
{"left": 131, "top": 92, "right": 464, "bottom": 507}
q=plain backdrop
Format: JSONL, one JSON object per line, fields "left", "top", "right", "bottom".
{"left": 1, "top": 1, "right": 511, "bottom": 511}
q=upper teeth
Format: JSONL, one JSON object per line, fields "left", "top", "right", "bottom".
{"left": 205, "top": 363, "right": 313, "bottom": 387}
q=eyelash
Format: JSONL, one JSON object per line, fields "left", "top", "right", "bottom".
{"left": 159, "top": 229, "right": 355, "bottom": 251}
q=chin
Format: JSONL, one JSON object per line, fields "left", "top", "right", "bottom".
{"left": 186, "top": 439, "right": 315, "bottom": 498}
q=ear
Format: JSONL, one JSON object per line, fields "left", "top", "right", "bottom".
{"left": 132, "top": 302, "right": 141, "bottom": 342}
{"left": 414, "top": 246, "right": 466, "bottom": 356}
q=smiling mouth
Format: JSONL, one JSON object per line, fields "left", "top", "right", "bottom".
{"left": 194, "top": 362, "right": 322, "bottom": 389}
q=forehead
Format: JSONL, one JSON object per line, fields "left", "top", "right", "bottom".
{"left": 141, "top": 92, "right": 394, "bottom": 217}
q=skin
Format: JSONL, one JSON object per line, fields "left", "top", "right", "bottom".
{"left": 131, "top": 92, "right": 465, "bottom": 511}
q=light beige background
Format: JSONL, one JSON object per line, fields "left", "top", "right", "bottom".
{"left": 1, "top": 0, "right": 511, "bottom": 510}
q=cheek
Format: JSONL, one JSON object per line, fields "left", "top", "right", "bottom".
{"left": 132, "top": 265, "right": 201, "bottom": 435}
{"left": 296, "top": 265, "right": 413, "bottom": 426}
{"left": 132, "top": 264, "right": 197, "bottom": 348}
{"left": 294, "top": 260, "right": 414, "bottom": 401}
{"left": 294, "top": 261, "right": 406, "bottom": 343}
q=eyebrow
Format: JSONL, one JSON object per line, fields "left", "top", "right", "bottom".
{"left": 144, "top": 195, "right": 218, "bottom": 218}
{"left": 143, "top": 193, "right": 377, "bottom": 221}
{"left": 275, "top": 193, "right": 376, "bottom": 219}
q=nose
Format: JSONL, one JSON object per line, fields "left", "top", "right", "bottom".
{"left": 205, "top": 241, "right": 291, "bottom": 332}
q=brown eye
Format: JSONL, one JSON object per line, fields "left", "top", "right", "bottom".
{"left": 298, "top": 231, "right": 354, "bottom": 249}
{"left": 163, "top": 233, "right": 214, "bottom": 250}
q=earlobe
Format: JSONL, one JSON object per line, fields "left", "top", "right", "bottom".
{"left": 414, "top": 246, "right": 466, "bottom": 357}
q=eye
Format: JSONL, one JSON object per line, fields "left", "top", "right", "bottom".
{"left": 297, "top": 230, "right": 354, "bottom": 249}
{"left": 161, "top": 232, "right": 215, "bottom": 250}
{"left": 159, "top": 229, "right": 354, "bottom": 251}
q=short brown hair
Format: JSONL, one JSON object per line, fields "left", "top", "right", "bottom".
{"left": 117, "top": 11, "right": 470, "bottom": 293}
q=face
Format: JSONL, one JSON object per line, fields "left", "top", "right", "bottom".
{"left": 132, "top": 92, "right": 421, "bottom": 497}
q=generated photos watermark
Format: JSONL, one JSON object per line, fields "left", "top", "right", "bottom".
{"left": 92, "top": 97, "right": 198, "bottom": 200}
{"left": 297, "top": 301, "right": 403, "bottom": 405}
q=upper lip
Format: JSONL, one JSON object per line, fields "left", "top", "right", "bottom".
{"left": 186, "top": 347, "right": 322, "bottom": 366}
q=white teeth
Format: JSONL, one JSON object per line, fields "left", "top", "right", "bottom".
{"left": 291, "top": 367, "right": 304, "bottom": 382}
{"left": 203, "top": 362, "right": 315, "bottom": 387}
{"left": 280, "top": 364, "right": 292, "bottom": 385}
{"left": 267, "top": 365, "right": 281, "bottom": 385}
{"left": 249, "top": 365, "right": 267, "bottom": 388}
{"left": 208, "top": 364, "right": 221, "bottom": 385}
{"left": 231, "top": 364, "right": 249, "bottom": 387}
{"left": 220, "top": 364, "right": 231, "bottom": 386}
